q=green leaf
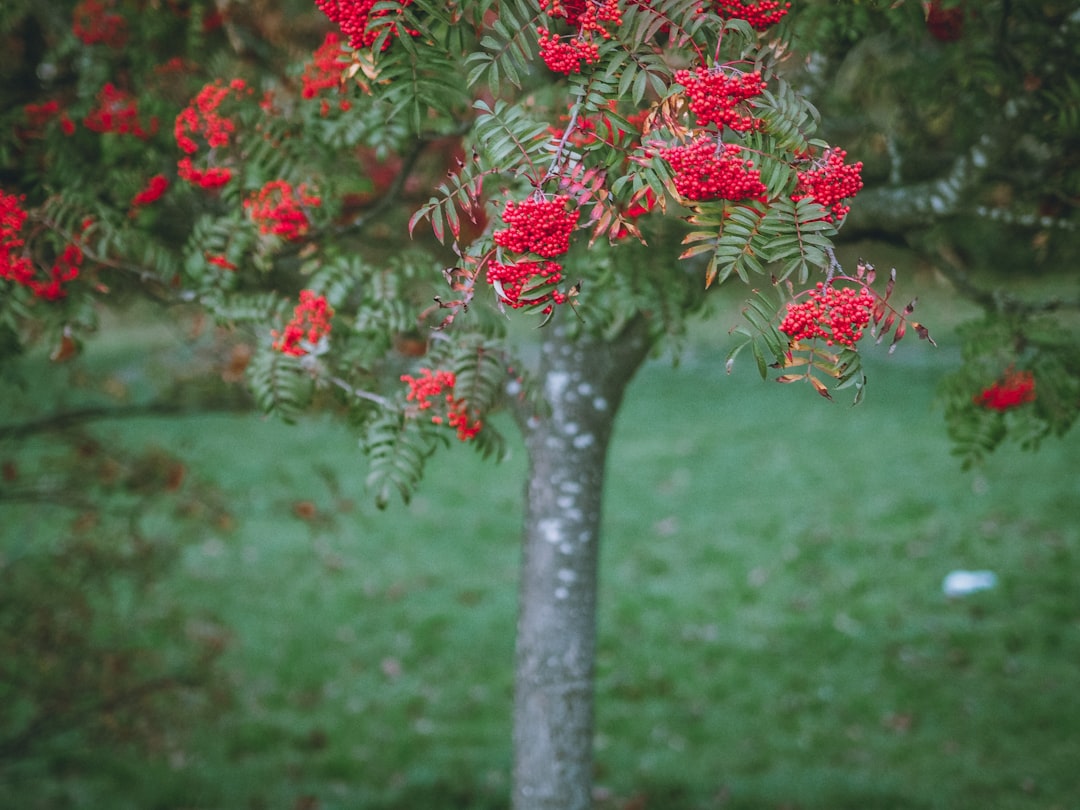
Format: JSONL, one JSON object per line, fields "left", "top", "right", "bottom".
{"left": 246, "top": 346, "right": 314, "bottom": 424}
{"left": 751, "top": 338, "right": 768, "bottom": 379}
{"left": 362, "top": 410, "right": 443, "bottom": 509}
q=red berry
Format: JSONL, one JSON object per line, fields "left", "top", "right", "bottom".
{"left": 273, "top": 290, "right": 334, "bottom": 356}
{"left": 674, "top": 66, "right": 765, "bottom": 132}
{"left": 660, "top": 137, "right": 766, "bottom": 203}
{"left": 791, "top": 148, "right": 864, "bottom": 223}
{"left": 702, "top": 0, "right": 791, "bottom": 31}
{"left": 493, "top": 195, "right": 580, "bottom": 258}
{"left": 779, "top": 282, "right": 874, "bottom": 348}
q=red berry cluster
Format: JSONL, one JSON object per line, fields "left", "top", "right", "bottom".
{"left": 174, "top": 79, "right": 251, "bottom": 190}
{"left": 205, "top": 253, "right": 238, "bottom": 271}
{"left": 130, "top": 174, "right": 170, "bottom": 210}
{"left": 273, "top": 290, "right": 334, "bottom": 356}
{"left": 661, "top": 137, "right": 767, "bottom": 202}
{"left": 154, "top": 56, "right": 192, "bottom": 76}
{"left": 175, "top": 79, "right": 247, "bottom": 154}
{"left": 1, "top": 191, "right": 85, "bottom": 301}
{"left": 177, "top": 161, "right": 232, "bottom": 190}
{"left": 703, "top": 0, "right": 791, "bottom": 31}
{"left": 486, "top": 260, "right": 568, "bottom": 313}
{"left": 402, "top": 368, "right": 455, "bottom": 408}
{"left": 536, "top": 0, "right": 621, "bottom": 74}
{"left": 23, "top": 100, "right": 76, "bottom": 137}
{"left": 72, "top": 0, "right": 127, "bottom": 47}
{"left": 24, "top": 100, "right": 62, "bottom": 129}
{"left": 539, "top": 0, "right": 622, "bottom": 30}
{"left": 29, "top": 243, "right": 83, "bottom": 302}
{"left": 779, "top": 282, "right": 875, "bottom": 348}
{"left": 2, "top": 193, "right": 36, "bottom": 287}
{"left": 489, "top": 195, "right": 579, "bottom": 313}
{"left": 537, "top": 28, "right": 601, "bottom": 74}
{"left": 675, "top": 66, "right": 766, "bottom": 132}
{"left": 974, "top": 369, "right": 1036, "bottom": 411}
{"left": 791, "top": 148, "right": 864, "bottom": 223}
{"left": 493, "top": 195, "right": 580, "bottom": 258}
{"left": 83, "top": 83, "right": 158, "bottom": 140}
{"left": 401, "top": 368, "right": 482, "bottom": 441}
{"left": 925, "top": 1, "right": 965, "bottom": 42}
{"left": 301, "top": 32, "right": 353, "bottom": 117}
{"left": 314, "top": 0, "right": 417, "bottom": 51}
{"left": 244, "top": 181, "right": 322, "bottom": 241}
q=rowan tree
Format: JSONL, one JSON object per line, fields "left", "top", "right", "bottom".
{"left": 1, "top": 1, "right": 1076, "bottom": 808}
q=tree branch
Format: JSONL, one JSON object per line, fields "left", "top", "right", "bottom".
{"left": 931, "top": 241, "right": 1080, "bottom": 317}
{"left": 844, "top": 134, "right": 996, "bottom": 236}
{"left": 0, "top": 398, "right": 248, "bottom": 442}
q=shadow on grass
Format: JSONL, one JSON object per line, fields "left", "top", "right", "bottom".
{"left": 362, "top": 780, "right": 508, "bottom": 810}
{"left": 359, "top": 778, "right": 935, "bottom": 810}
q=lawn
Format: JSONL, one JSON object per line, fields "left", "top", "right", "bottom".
{"left": 1, "top": 269, "right": 1078, "bottom": 809}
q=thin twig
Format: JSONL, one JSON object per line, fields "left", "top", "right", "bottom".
{"left": 327, "top": 376, "right": 392, "bottom": 408}
{"left": 541, "top": 101, "right": 581, "bottom": 187}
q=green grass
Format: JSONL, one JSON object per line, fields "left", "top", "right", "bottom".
{"left": 596, "top": 346, "right": 1080, "bottom": 810}
{"left": 2, "top": 282, "right": 1078, "bottom": 809}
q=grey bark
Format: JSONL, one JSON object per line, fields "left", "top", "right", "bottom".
{"left": 511, "top": 316, "right": 652, "bottom": 810}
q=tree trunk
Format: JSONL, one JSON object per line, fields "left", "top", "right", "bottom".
{"left": 511, "top": 317, "right": 652, "bottom": 810}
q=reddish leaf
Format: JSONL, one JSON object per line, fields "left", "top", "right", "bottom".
{"left": 293, "top": 500, "right": 318, "bottom": 520}
{"left": 222, "top": 343, "right": 252, "bottom": 382}
{"left": 809, "top": 375, "right": 833, "bottom": 399}
{"left": 468, "top": 181, "right": 483, "bottom": 212}
{"left": 872, "top": 298, "right": 887, "bottom": 325}
{"left": 407, "top": 206, "right": 427, "bottom": 237}
{"left": 888, "top": 320, "right": 907, "bottom": 354}
{"left": 165, "top": 462, "right": 186, "bottom": 491}
{"left": 50, "top": 330, "right": 80, "bottom": 362}
{"left": 430, "top": 206, "right": 444, "bottom": 243}
{"left": 913, "top": 321, "right": 936, "bottom": 345}
{"left": 590, "top": 206, "right": 614, "bottom": 245}
{"left": 445, "top": 199, "right": 460, "bottom": 239}
{"left": 704, "top": 262, "right": 719, "bottom": 289}
{"left": 876, "top": 311, "right": 896, "bottom": 341}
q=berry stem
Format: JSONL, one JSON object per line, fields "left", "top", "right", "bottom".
{"left": 825, "top": 245, "right": 840, "bottom": 284}
{"left": 542, "top": 99, "right": 581, "bottom": 188}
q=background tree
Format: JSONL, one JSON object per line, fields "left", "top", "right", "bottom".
{"left": 1, "top": 1, "right": 1075, "bottom": 808}
{"left": 789, "top": 1, "right": 1080, "bottom": 462}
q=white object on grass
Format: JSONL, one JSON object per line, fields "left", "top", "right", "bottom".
{"left": 942, "top": 569, "right": 998, "bottom": 598}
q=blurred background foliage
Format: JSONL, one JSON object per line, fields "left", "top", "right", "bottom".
{"left": 0, "top": 422, "right": 234, "bottom": 796}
